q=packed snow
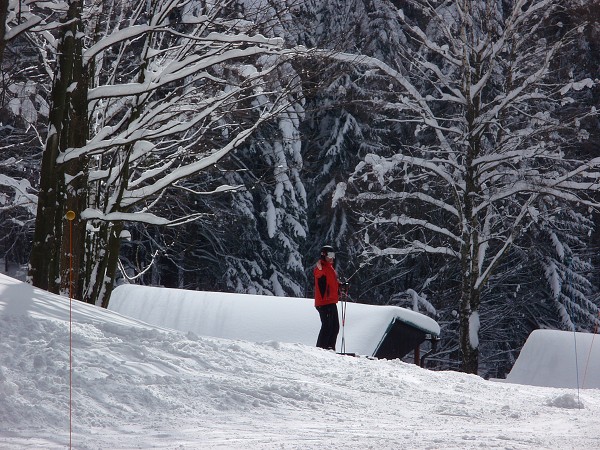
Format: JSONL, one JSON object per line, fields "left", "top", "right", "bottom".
{"left": 2, "top": 273, "right": 600, "bottom": 449}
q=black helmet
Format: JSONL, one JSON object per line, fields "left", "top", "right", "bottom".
{"left": 320, "top": 245, "right": 335, "bottom": 258}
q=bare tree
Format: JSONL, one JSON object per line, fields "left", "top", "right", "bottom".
{"left": 28, "top": 0, "right": 295, "bottom": 306}
{"left": 333, "top": 0, "right": 600, "bottom": 373}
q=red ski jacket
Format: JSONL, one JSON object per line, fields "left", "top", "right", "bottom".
{"left": 313, "top": 259, "right": 339, "bottom": 307}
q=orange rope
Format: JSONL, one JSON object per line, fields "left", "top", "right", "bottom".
{"left": 66, "top": 211, "right": 75, "bottom": 449}
{"left": 69, "top": 216, "right": 73, "bottom": 449}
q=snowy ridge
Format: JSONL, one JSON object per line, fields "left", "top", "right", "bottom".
{"left": 108, "top": 284, "right": 440, "bottom": 357}
{"left": 2, "top": 273, "right": 600, "bottom": 449}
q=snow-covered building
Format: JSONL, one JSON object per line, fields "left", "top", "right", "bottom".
{"left": 108, "top": 285, "right": 440, "bottom": 362}
{"left": 504, "top": 329, "right": 600, "bottom": 389}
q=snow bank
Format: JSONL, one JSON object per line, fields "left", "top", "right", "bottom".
{"left": 0, "top": 273, "right": 159, "bottom": 330}
{"left": 3, "top": 273, "right": 600, "bottom": 449}
{"left": 505, "top": 329, "right": 600, "bottom": 389}
{"left": 108, "top": 284, "right": 440, "bottom": 356}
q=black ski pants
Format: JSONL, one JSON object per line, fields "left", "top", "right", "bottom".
{"left": 316, "top": 303, "right": 340, "bottom": 350}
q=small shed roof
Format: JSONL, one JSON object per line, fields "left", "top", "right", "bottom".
{"left": 109, "top": 285, "right": 439, "bottom": 357}
{"left": 505, "top": 329, "right": 600, "bottom": 389}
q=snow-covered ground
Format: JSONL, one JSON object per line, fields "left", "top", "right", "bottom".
{"left": 2, "top": 273, "right": 600, "bottom": 449}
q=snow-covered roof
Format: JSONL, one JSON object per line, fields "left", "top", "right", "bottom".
{"left": 108, "top": 285, "right": 440, "bottom": 356}
{"left": 505, "top": 329, "right": 600, "bottom": 389}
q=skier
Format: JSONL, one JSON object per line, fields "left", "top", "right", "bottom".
{"left": 314, "top": 245, "right": 340, "bottom": 350}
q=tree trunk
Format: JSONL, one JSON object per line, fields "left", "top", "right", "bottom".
{"left": 81, "top": 42, "right": 148, "bottom": 305}
{"left": 457, "top": 25, "right": 484, "bottom": 374}
{"left": 61, "top": 39, "right": 89, "bottom": 300}
{"left": 459, "top": 204, "right": 481, "bottom": 375}
{"left": 83, "top": 221, "right": 122, "bottom": 307}
{"left": 29, "top": 1, "right": 88, "bottom": 297}
{"left": 459, "top": 177, "right": 482, "bottom": 374}
{"left": 0, "top": 0, "right": 9, "bottom": 68}
{"left": 459, "top": 281, "right": 480, "bottom": 374}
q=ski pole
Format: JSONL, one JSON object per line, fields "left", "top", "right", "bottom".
{"left": 340, "top": 281, "right": 348, "bottom": 354}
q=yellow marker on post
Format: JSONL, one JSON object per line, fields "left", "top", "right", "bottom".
{"left": 66, "top": 210, "right": 76, "bottom": 221}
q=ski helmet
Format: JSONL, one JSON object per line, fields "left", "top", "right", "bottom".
{"left": 320, "top": 245, "right": 335, "bottom": 259}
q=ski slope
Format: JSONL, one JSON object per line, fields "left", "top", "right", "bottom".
{"left": 1, "top": 273, "right": 600, "bottom": 449}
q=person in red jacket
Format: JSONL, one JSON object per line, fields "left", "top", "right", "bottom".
{"left": 314, "top": 245, "right": 340, "bottom": 350}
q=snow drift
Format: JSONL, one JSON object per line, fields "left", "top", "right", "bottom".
{"left": 108, "top": 284, "right": 440, "bottom": 356}
{"left": 2, "top": 273, "right": 600, "bottom": 449}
